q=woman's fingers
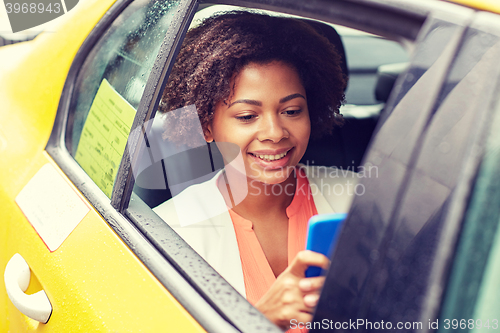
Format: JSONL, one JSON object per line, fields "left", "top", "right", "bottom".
{"left": 300, "top": 276, "right": 325, "bottom": 309}
{"left": 292, "top": 312, "right": 314, "bottom": 326}
{"left": 289, "top": 250, "right": 330, "bottom": 277}
{"left": 303, "top": 293, "right": 320, "bottom": 308}
{"left": 256, "top": 251, "right": 330, "bottom": 329}
{"left": 298, "top": 276, "right": 325, "bottom": 292}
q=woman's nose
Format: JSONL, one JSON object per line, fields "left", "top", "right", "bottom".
{"left": 257, "top": 115, "right": 289, "bottom": 143}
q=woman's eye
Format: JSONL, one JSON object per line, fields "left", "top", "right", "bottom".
{"left": 236, "top": 114, "right": 256, "bottom": 122}
{"left": 283, "top": 109, "right": 302, "bottom": 116}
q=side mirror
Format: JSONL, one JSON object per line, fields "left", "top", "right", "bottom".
{"left": 375, "top": 62, "right": 409, "bottom": 102}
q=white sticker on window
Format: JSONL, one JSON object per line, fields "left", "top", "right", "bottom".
{"left": 74, "top": 78, "right": 136, "bottom": 198}
{"left": 16, "top": 163, "right": 90, "bottom": 252}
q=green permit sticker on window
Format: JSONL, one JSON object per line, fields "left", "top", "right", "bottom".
{"left": 75, "top": 79, "right": 136, "bottom": 198}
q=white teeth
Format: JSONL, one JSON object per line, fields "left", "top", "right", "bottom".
{"left": 255, "top": 150, "right": 289, "bottom": 161}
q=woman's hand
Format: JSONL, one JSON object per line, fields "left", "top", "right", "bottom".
{"left": 255, "top": 250, "right": 329, "bottom": 330}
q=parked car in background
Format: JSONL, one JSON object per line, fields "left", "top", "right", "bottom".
{"left": 0, "top": 34, "right": 36, "bottom": 46}
{"left": 1, "top": 0, "right": 500, "bottom": 331}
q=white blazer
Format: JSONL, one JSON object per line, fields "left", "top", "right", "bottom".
{"left": 154, "top": 165, "right": 358, "bottom": 297}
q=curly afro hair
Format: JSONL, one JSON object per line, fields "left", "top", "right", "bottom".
{"left": 159, "top": 11, "right": 347, "bottom": 147}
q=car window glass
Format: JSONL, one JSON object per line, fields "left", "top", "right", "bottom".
{"left": 437, "top": 13, "right": 500, "bottom": 330}
{"left": 313, "top": 14, "right": 471, "bottom": 324}
{"left": 342, "top": 33, "right": 409, "bottom": 106}
{"left": 439, "top": 100, "right": 500, "bottom": 331}
{"left": 362, "top": 17, "right": 500, "bottom": 323}
{"left": 437, "top": 84, "right": 500, "bottom": 332}
{"left": 471, "top": 216, "right": 500, "bottom": 332}
{"left": 65, "top": 0, "right": 180, "bottom": 198}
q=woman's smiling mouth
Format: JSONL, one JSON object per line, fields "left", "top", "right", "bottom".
{"left": 251, "top": 149, "right": 290, "bottom": 162}
{"left": 248, "top": 148, "right": 294, "bottom": 170}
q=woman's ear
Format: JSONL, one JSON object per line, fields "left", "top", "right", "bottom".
{"left": 204, "top": 125, "right": 214, "bottom": 143}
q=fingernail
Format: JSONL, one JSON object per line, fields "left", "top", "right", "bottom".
{"left": 299, "top": 279, "right": 312, "bottom": 291}
{"left": 304, "top": 294, "right": 319, "bottom": 307}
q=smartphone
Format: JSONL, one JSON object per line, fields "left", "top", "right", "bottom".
{"left": 305, "top": 213, "right": 347, "bottom": 277}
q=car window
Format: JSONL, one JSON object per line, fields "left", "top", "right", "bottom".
{"left": 122, "top": 3, "right": 421, "bottom": 332}
{"left": 436, "top": 12, "right": 500, "bottom": 331}
{"left": 342, "top": 32, "right": 409, "bottom": 106}
{"left": 363, "top": 13, "right": 500, "bottom": 324}
{"left": 66, "top": 0, "right": 180, "bottom": 198}
{"left": 313, "top": 7, "right": 476, "bottom": 326}
{"left": 438, "top": 97, "right": 500, "bottom": 331}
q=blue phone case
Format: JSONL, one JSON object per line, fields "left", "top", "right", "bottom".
{"left": 305, "top": 213, "right": 347, "bottom": 277}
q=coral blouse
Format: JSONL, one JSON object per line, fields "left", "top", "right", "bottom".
{"left": 228, "top": 167, "right": 318, "bottom": 305}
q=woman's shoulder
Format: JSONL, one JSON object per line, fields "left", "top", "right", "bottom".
{"left": 153, "top": 172, "right": 227, "bottom": 227}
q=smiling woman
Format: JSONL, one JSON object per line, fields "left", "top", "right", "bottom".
{"left": 153, "top": 11, "right": 357, "bottom": 330}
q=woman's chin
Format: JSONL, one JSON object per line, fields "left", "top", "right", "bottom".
{"left": 224, "top": 161, "right": 297, "bottom": 186}
{"left": 255, "top": 178, "right": 287, "bottom": 185}
{"left": 248, "top": 170, "right": 295, "bottom": 186}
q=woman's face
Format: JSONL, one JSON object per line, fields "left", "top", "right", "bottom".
{"left": 206, "top": 61, "right": 311, "bottom": 184}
